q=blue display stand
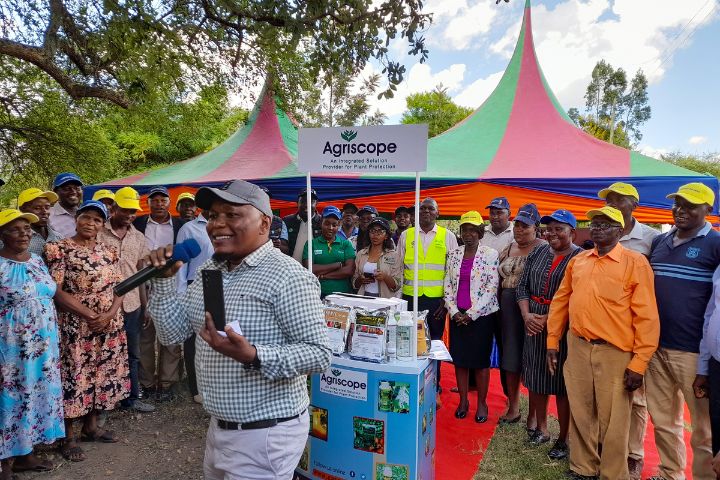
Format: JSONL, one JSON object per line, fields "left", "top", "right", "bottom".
{"left": 296, "top": 356, "right": 437, "bottom": 480}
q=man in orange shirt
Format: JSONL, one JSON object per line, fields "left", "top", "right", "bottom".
{"left": 546, "top": 206, "right": 660, "bottom": 480}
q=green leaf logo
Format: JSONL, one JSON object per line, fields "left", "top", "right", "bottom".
{"left": 331, "top": 369, "right": 342, "bottom": 376}
{"left": 340, "top": 130, "right": 357, "bottom": 142}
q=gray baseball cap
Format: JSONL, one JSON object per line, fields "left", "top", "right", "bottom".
{"left": 196, "top": 180, "right": 272, "bottom": 217}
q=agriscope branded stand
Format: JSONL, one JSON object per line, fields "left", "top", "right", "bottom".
{"left": 297, "top": 124, "right": 435, "bottom": 480}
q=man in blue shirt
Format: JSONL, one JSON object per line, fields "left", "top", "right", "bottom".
{"left": 176, "top": 211, "right": 214, "bottom": 404}
{"left": 647, "top": 182, "right": 720, "bottom": 480}
{"left": 695, "top": 264, "right": 720, "bottom": 476}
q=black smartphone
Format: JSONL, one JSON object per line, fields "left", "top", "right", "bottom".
{"left": 363, "top": 272, "right": 375, "bottom": 279}
{"left": 202, "top": 269, "right": 226, "bottom": 331}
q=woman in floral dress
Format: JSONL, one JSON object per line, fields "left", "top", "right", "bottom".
{"left": 44, "top": 200, "right": 129, "bottom": 462}
{"left": 0, "top": 210, "right": 64, "bottom": 479}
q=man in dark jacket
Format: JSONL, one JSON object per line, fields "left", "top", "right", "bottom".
{"left": 283, "top": 188, "right": 322, "bottom": 262}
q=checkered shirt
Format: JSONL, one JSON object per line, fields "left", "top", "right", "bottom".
{"left": 149, "top": 240, "right": 331, "bottom": 423}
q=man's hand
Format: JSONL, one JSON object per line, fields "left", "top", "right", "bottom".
{"left": 624, "top": 369, "right": 643, "bottom": 391}
{"left": 693, "top": 374, "right": 709, "bottom": 399}
{"left": 198, "top": 312, "right": 257, "bottom": 364}
{"left": 140, "top": 244, "right": 184, "bottom": 278}
{"left": 546, "top": 349, "right": 559, "bottom": 375}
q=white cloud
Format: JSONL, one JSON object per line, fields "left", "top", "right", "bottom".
{"left": 689, "top": 135, "right": 708, "bottom": 145}
{"left": 367, "top": 63, "right": 468, "bottom": 118}
{"left": 424, "top": 0, "right": 499, "bottom": 50}
{"left": 638, "top": 144, "right": 670, "bottom": 159}
{"left": 453, "top": 71, "right": 504, "bottom": 109}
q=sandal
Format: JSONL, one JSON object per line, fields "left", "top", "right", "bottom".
{"left": 60, "top": 444, "right": 86, "bottom": 462}
{"left": 12, "top": 459, "right": 53, "bottom": 472}
{"left": 80, "top": 428, "right": 118, "bottom": 443}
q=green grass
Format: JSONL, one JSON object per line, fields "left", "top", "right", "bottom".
{"left": 474, "top": 397, "right": 569, "bottom": 480}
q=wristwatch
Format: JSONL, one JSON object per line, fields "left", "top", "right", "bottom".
{"left": 243, "top": 347, "right": 261, "bottom": 370}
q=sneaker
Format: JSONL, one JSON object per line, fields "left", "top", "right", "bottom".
{"left": 192, "top": 394, "right": 203, "bottom": 405}
{"left": 131, "top": 400, "right": 156, "bottom": 413}
{"left": 548, "top": 440, "right": 569, "bottom": 460}
{"left": 627, "top": 458, "right": 643, "bottom": 480}
{"left": 155, "top": 387, "right": 175, "bottom": 402}
{"left": 528, "top": 430, "right": 551, "bottom": 446}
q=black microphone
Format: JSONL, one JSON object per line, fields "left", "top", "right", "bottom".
{"left": 114, "top": 238, "right": 202, "bottom": 296}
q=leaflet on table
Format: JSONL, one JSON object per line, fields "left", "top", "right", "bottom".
{"left": 323, "top": 304, "right": 354, "bottom": 355}
{"left": 428, "top": 339, "right": 452, "bottom": 361}
{"left": 348, "top": 307, "right": 389, "bottom": 363}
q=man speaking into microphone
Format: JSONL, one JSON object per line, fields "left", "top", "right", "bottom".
{"left": 144, "top": 179, "right": 331, "bottom": 480}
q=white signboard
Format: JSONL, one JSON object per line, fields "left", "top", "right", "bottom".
{"left": 319, "top": 366, "right": 368, "bottom": 401}
{"left": 298, "top": 124, "right": 428, "bottom": 173}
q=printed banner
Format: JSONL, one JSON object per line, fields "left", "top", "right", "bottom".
{"left": 319, "top": 366, "right": 368, "bottom": 401}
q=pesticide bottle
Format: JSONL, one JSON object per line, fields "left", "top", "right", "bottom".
{"left": 396, "top": 311, "right": 416, "bottom": 361}
{"left": 386, "top": 313, "right": 398, "bottom": 360}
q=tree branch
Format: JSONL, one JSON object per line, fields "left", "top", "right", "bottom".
{"left": 0, "top": 39, "right": 130, "bottom": 108}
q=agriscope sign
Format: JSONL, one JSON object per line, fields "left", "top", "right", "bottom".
{"left": 298, "top": 124, "right": 428, "bottom": 173}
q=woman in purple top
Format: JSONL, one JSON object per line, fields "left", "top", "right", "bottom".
{"left": 444, "top": 211, "right": 500, "bottom": 423}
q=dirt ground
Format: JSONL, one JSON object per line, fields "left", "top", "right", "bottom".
{"left": 20, "top": 387, "right": 208, "bottom": 480}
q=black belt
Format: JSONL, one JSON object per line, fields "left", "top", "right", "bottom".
{"left": 217, "top": 411, "right": 303, "bottom": 430}
{"left": 580, "top": 336, "right": 607, "bottom": 345}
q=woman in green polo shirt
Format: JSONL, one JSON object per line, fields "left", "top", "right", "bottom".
{"left": 303, "top": 206, "right": 356, "bottom": 297}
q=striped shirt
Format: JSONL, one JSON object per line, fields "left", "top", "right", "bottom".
{"left": 650, "top": 222, "right": 720, "bottom": 353}
{"left": 149, "top": 241, "right": 332, "bottom": 424}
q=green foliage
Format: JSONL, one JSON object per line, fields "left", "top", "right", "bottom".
{"left": 0, "top": 0, "right": 430, "bottom": 107}
{"left": 661, "top": 151, "right": 720, "bottom": 179}
{"left": 295, "top": 71, "right": 386, "bottom": 127}
{"left": 0, "top": 58, "right": 247, "bottom": 206}
{"left": 400, "top": 86, "right": 473, "bottom": 137}
{"left": 570, "top": 60, "right": 651, "bottom": 146}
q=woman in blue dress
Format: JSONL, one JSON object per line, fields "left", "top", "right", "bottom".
{"left": 0, "top": 210, "right": 64, "bottom": 479}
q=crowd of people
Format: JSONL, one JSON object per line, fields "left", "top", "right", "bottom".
{"left": 1, "top": 173, "right": 720, "bottom": 480}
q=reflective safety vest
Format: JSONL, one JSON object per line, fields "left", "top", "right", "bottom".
{"left": 402, "top": 226, "right": 448, "bottom": 298}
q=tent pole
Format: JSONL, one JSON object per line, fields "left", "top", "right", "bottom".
{"left": 306, "top": 173, "right": 313, "bottom": 272}
{"left": 414, "top": 172, "right": 420, "bottom": 322}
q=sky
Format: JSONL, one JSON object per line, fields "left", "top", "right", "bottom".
{"left": 359, "top": 0, "right": 720, "bottom": 159}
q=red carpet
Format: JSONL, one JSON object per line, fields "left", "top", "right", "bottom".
{"left": 435, "top": 363, "right": 695, "bottom": 479}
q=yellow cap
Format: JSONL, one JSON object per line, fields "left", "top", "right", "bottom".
{"left": 176, "top": 192, "right": 196, "bottom": 206}
{"left": 598, "top": 182, "right": 639, "bottom": 201}
{"left": 459, "top": 210, "right": 484, "bottom": 226}
{"left": 114, "top": 187, "right": 141, "bottom": 210}
{"left": 17, "top": 188, "right": 59, "bottom": 208}
{"left": 92, "top": 189, "right": 115, "bottom": 202}
{"left": 0, "top": 209, "right": 39, "bottom": 228}
{"left": 667, "top": 182, "right": 715, "bottom": 206}
{"left": 586, "top": 206, "right": 625, "bottom": 228}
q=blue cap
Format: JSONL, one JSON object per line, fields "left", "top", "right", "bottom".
{"left": 540, "top": 209, "right": 577, "bottom": 228}
{"left": 358, "top": 205, "right": 378, "bottom": 216}
{"left": 77, "top": 200, "right": 109, "bottom": 221}
{"left": 148, "top": 186, "right": 170, "bottom": 198}
{"left": 486, "top": 196, "right": 510, "bottom": 210}
{"left": 322, "top": 205, "right": 342, "bottom": 219}
{"left": 53, "top": 172, "right": 83, "bottom": 189}
{"left": 514, "top": 203, "right": 541, "bottom": 226}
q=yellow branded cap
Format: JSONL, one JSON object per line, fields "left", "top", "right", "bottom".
{"left": 114, "top": 187, "right": 141, "bottom": 210}
{"left": 459, "top": 210, "right": 484, "bottom": 226}
{"left": 666, "top": 182, "right": 715, "bottom": 206}
{"left": 176, "top": 192, "right": 196, "bottom": 206}
{"left": 0, "top": 209, "right": 39, "bottom": 228}
{"left": 17, "top": 188, "right": 59, "bottom": 208}
{"left": 586, "top": 206, "right": 625, "bottom": 228}
{"left": 598, "top": 182, "right": 639, "bottom": 201}
{"left": 92, "top": 189, "right": 115, "bottom": 202}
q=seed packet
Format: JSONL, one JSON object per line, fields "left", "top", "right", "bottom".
{"left": 323, "top": 303, "right": 354, "bottom": 355}
{"left": 416, "top": 310, "right": 431, "bottom": 357}
{"left": 348, "top": 307, "right": 389, "bottom": 363}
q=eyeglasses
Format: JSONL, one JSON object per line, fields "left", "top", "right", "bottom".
{"left": 369, "top": 228, "right": 387, "bottom": 235}
{"left": 589, "top": 222, "right": 622, "bottom": 231}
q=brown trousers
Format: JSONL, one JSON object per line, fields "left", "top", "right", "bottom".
{"left": 645, "top": 347, "right": 714, "bottom": 480}
{"left": 139, "top": 316, "right": 182, "bottom": 389}
{"left": 628, "top": 384, "right": 648, "bottom": 461}
{"left": 564, "top": 333, "right": 633, "bottom": 480}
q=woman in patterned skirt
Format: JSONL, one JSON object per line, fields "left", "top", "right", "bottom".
{"left": 0, "top": 210, "right": 64, "bottom": 478}
{"left": 44, "top": 200, "right": 129, "bottom": 462}
{"left": 516, "top": 209, "right": 581, "bottom": 459}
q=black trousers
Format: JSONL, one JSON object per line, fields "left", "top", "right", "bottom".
{"left": 710, "top": 357, "right": 720, "bottom": 456}
{"left": 402, "top": 294, "right": 445, "bottom": 391}
{"left": 184, "top": 279, "right": 198, "bottom": 396}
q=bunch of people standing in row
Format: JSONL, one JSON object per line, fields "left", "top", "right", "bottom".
{"left": 1, "top": 172, "right": 720, "bottom": 480}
